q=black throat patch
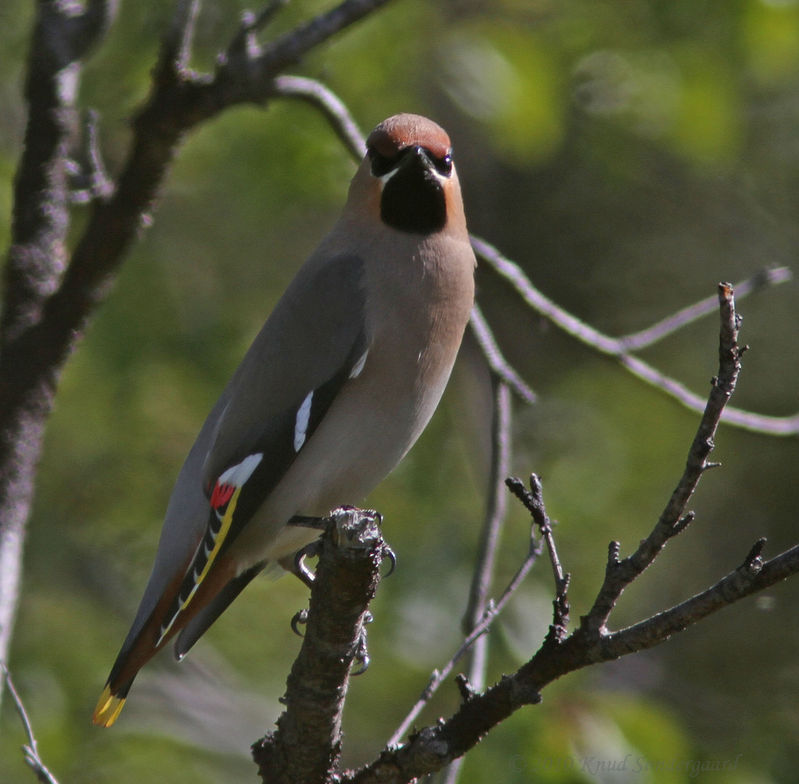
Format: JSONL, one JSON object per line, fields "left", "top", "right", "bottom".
{"left": 380, "top": 159, "right": 447, "bottom": 234}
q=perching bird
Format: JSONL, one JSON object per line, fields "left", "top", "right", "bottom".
{"left": 93, "top": 113, "right": 476, "bottom": 727}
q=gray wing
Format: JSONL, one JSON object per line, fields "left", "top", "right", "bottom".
{"left": 201, "top": 252, "right": 368, "bottom": 497}
{"left": 117, "top": 253, "right": 367, "bottom": 658}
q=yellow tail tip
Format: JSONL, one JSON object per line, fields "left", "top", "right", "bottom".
{"left": 93, "top": 685, "right": 126, "bottom": 728}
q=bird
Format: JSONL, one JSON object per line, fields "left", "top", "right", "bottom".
{"left": 93, "top": 113, "right": 476, "bottom": 727}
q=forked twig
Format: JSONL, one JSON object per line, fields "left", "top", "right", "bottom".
{"left": 581, "top": 282, "right": 743, "bottom": 634}
{"left": 273, "top": 75, "right": 367, "bottom": 161}
{"left": 506, "top": 474, "right": 570, "bottom": 637}
{"left": 387, "top": 518, "right": 540, "bottom": 748}
{"left": 616, "top": 266, "right": 791, "bottom": 351}
{"left": 473, "top": 235, "right": 799, "bottom": 435}
{"left": 1, "top": 664, "right": 60, "bottom": 784}
{"left": 346, "top": 283, "right": 799, "bottom": 784}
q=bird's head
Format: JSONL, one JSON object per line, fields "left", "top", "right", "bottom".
{"left": 347, "top": 114, "right": 467, "bottom": 236}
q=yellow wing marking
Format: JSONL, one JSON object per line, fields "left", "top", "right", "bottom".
{"left": 179, "top": 484, "right": 242, "bottom": 611}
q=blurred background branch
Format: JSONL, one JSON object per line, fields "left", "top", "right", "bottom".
{"left": 473, "top": 236, "right": 799, "bottom": 435}
{"left": 2, "top": 664, "right": 59, "bottom": 784}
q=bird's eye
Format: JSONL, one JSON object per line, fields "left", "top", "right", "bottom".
{"left": 369, "top": 149, "right": 396, "bottom": 178}
{"left": 435, "top": 153, "right": 453, "bottom": 177}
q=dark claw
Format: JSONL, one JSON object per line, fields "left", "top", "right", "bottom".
{"left": 291, "top": 609, "right": 308, "bottom": 637}
{"left": 351, "top": 616, "right": 372, "bottom": 675}
{"left": 381, "top": 543, "right": 397, "bottom": 578}
{"left": 293, "top": 549, "right": 317, "bottom": 588}
{"left": 280, "top": 540, "right": 323, "bottom": 588}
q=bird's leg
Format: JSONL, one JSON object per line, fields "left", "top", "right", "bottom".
{"left": 288, "top": 514, "right": 328, "bottom": 531}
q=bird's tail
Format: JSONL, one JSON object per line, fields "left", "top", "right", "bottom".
{"left": 92, "top": 552, "right": 238, "bottom": 727}
{"left": 93, "top": 683, "right": 130, "bottom": 727}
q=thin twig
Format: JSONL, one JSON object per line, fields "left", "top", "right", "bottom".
{"left": 387, "top": 519, "right": 540, "bottom": 748}
{"left": 1, "top": 665, "right": 60, "bottom": 784}
{"left": 347, "top": 283, "right": 796, "bottom": 784}
{"left": 461, "top": 381, "right": 513, "bottom": 643}
{"left": 506, "top": 475, "right": 570, "bottom": 636}
{"left": 469, "top": 306, "right": 536, "bottom": 403}
{"left": 616, "top": 266, "right": 792, "bottom": 351}
{"left": 272, "top": 74, "right": 367, "bottom": 161}
{"left": 472, "top": 235, "right": 799, "bottom": 435}
{"left": 582, "top": 282, "right": 742, "bottom": 634}
{"left": 223, "top": 1, "right": 290, "bottom": 71}
{"left": 438, "top": 380, "right": 514, "bottom": 784}
{"left": 163, "top": 0, "right": 201, "bottom": 76}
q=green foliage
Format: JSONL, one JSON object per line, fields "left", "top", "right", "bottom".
{"left": 2, "top": 0, "right": 799, "bottom": 782}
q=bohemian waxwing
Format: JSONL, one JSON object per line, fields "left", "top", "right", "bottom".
{"left": 93, "top": 113, "right": 476, "bottom": 727}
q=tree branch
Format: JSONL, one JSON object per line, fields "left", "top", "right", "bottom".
{"left": 582, "top": 282, "right": 742, "bottom": 634}
{"left": 615, "top": 266, "right": 791, "bottom": 352}
{"left": 0, "top": 0, "right": 118, "bottom": 709}
{"left": 273, "top": 75, "right": 367, "bottom": 161}
{"left": 343, "top": 283, "right": 799, "bottom": 784}
{"left": 2, "top": 664, "right": 60, "bottom": 784}
{"left": 472, "top": 235, "right": 799, "bottom": 435}
{"left": 0, "top": 0, "right": 395, "bottom": 713}
{"left": 252, "top": 508, "right": 389, "bottom": 784}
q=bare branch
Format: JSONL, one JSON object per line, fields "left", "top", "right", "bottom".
{"left": 599, "top": 538, "right": 799, "bottom": 659}
{"left": 346, "top": 282, "right": 799, "bottom": 784}
{"left": 196, "top": 0, "right": 397, "bottom": 119}
{"left": 468, "top": 306, "right": 536, "bottom": 403}
{"left": 1, "top": 664, "right": 60, "bottom": 784}
{"left": 222, "top": 1, "right": 290, "bottom": 75}
{"left": 0, "top": 0, "right": 119, "bottom": 711}
{"left": 506, "top": 474, "right": 570, "bottom": 636}
{"left": 616, "top": 266, "right": 791, "bottom": 352}
{"left": 273, "top": 74, "right": 367, "bottom": 161}
{"left": 462, "top": 381, "right": 513, "bottom": 643}
{"left": 256, "top": 0, "right": 396, "bottom": 85}
{"left": 348, "top": 538, "right": 799, "bottom": 784}
{"left": 252, "top": 508, "right": 388, "bottom": 784}
{"left": 472, "top": 235, "right": 799, "bottom": 435}
{"left": 0, "top": 0, "right": 396, "bottom": 718}
{"left": 582, "top": 283, "right": 742, "bottom": 634}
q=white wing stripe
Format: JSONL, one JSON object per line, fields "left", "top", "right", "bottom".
{"left": 294, "top": 391, "right": 314, "bottom": 452}
{"left": 217, "top": 453, "right": 263, "bottom": 488}
{"left": 349, "top": 349, "right": 368, "bottom": 379}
